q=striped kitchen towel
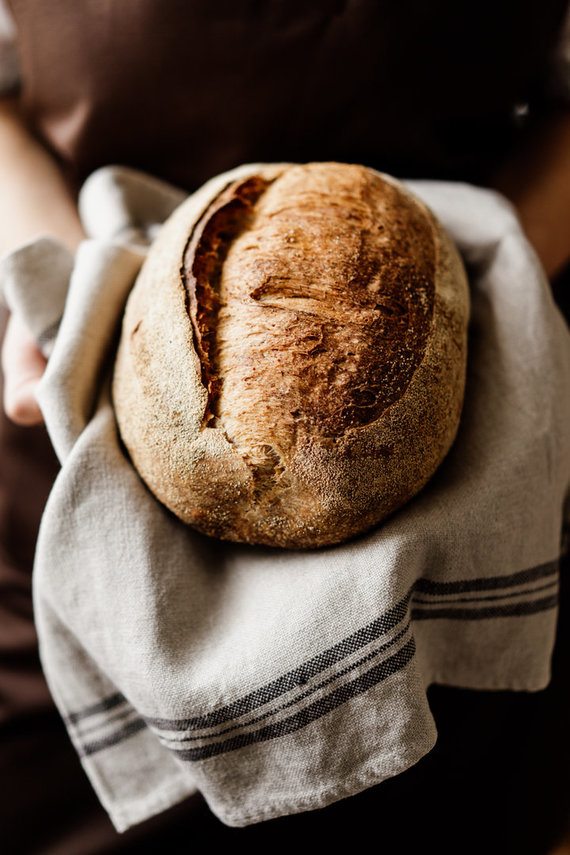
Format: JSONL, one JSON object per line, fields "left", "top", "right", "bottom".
{"left": 2, "top": 165, "right": 569, "bottom": 832}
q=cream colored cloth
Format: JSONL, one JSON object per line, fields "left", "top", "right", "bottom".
{"left": 1, "top": 165, "right": 569, "bottom": 832}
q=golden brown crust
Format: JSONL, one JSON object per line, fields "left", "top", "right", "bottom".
{"left": 112, "top": 162, "right": 469, "bottom": 549}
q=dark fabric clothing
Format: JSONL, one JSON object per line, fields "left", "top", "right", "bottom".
{"left": 7, "top": 0, "right": 569, "bottom": 192}
{"left": 1, "top": 1, "right": 570, "bottom": 851}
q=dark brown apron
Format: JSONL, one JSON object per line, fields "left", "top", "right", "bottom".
{"left": 7, "top": 0, "right": 569, "bottom": 192}
{"left": 1, "top": 2, "right": 569, "bottom": 852}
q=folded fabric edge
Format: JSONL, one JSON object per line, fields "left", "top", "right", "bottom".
{"left": 78, "top": 164, "right": 188, "bottom": 243}
{"left": 183, "top": 752, "right": 430, "bottom": 830}
{"left": 0, "top": 236, "right": 74, "bottom": 355}
{"left": 86, "top": 722, "right": 438, "bottom": 832}
{"left": 91, "top": 771, "right": 199, "bottom": 834}
{"left": 213, "top": 741, "right": 438, "bottom": 828}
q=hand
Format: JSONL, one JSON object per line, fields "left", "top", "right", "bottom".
{"left": 1, "top": 311, "right": 46, "bottom": 425}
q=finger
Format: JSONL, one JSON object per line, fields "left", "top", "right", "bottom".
{"left": 1, "top": 312, "right": 46, "bottom": 425}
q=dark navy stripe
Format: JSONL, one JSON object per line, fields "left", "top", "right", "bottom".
{"left": 158, "top": 622, "right": 412, "bottom": 746}
{"left": 411, "top": 593, "right": 558, "bottom": 621}
{"left": 78, "top": 716, "right": 147, "bottom": 758}
{"left": 68, "top": 558, "right": 560, "bottom": 758}
{"left": 64, "top": 692, "right": 127, "bottom": 726}
{"left": 414, "top": 560, "right": 558, "bottom": 596}
{"left": 171, "top": 637, "right": 417, "bottom": 762}
{"left": 412, "top": 578, "right": 558, "bottom": 606}
{"left": 79, "top": 633, "right": 415, "bottom": 759}
{"left": 144, "top": 594, "right": 410, "bottom": 732}
{"left": 78, "top": 583, "right": 555, "bottom": 759}
{"left": 72, "top": 704, "right": 138, "bottom": 738}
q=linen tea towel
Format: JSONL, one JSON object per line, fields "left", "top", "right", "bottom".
{"left": 1, "top": 164, "right": 569, "bottom": 832}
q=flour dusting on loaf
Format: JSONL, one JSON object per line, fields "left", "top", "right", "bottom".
{"left": 113, "top": 162, "right": 469, "bottom": 548}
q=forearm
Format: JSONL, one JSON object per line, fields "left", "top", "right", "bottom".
{"left": 493, "top": 108, "right": 570, "bottom": 280}
{"left": 0, "top": 94, "right": 85, "bottom": 256}
{"left": 0, "top": 94, "right": 84, "bottom": 424}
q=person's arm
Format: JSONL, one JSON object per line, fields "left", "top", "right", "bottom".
{"left": 0, "top": 94, "right": 85, "bottom": 425}
{"left": 492, "top": 108, "right": 570, "bottom": 280}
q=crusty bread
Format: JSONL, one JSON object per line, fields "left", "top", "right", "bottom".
{"left": 112, "top": 162, "right": 469, "bottom": 548}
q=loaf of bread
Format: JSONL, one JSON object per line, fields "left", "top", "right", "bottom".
{"left": 112, "top": 162, "right": 469, "bottom": 548}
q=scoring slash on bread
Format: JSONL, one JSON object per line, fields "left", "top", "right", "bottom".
{"left": 112, "top": 162, "right": 469, "bottom": 549}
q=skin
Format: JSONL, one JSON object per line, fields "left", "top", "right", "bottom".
{"left": 0, "top": 95, "right": 85, "bottom": 424}
{"left": 1, "top": 93, "right": 569, "bottom": 426}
